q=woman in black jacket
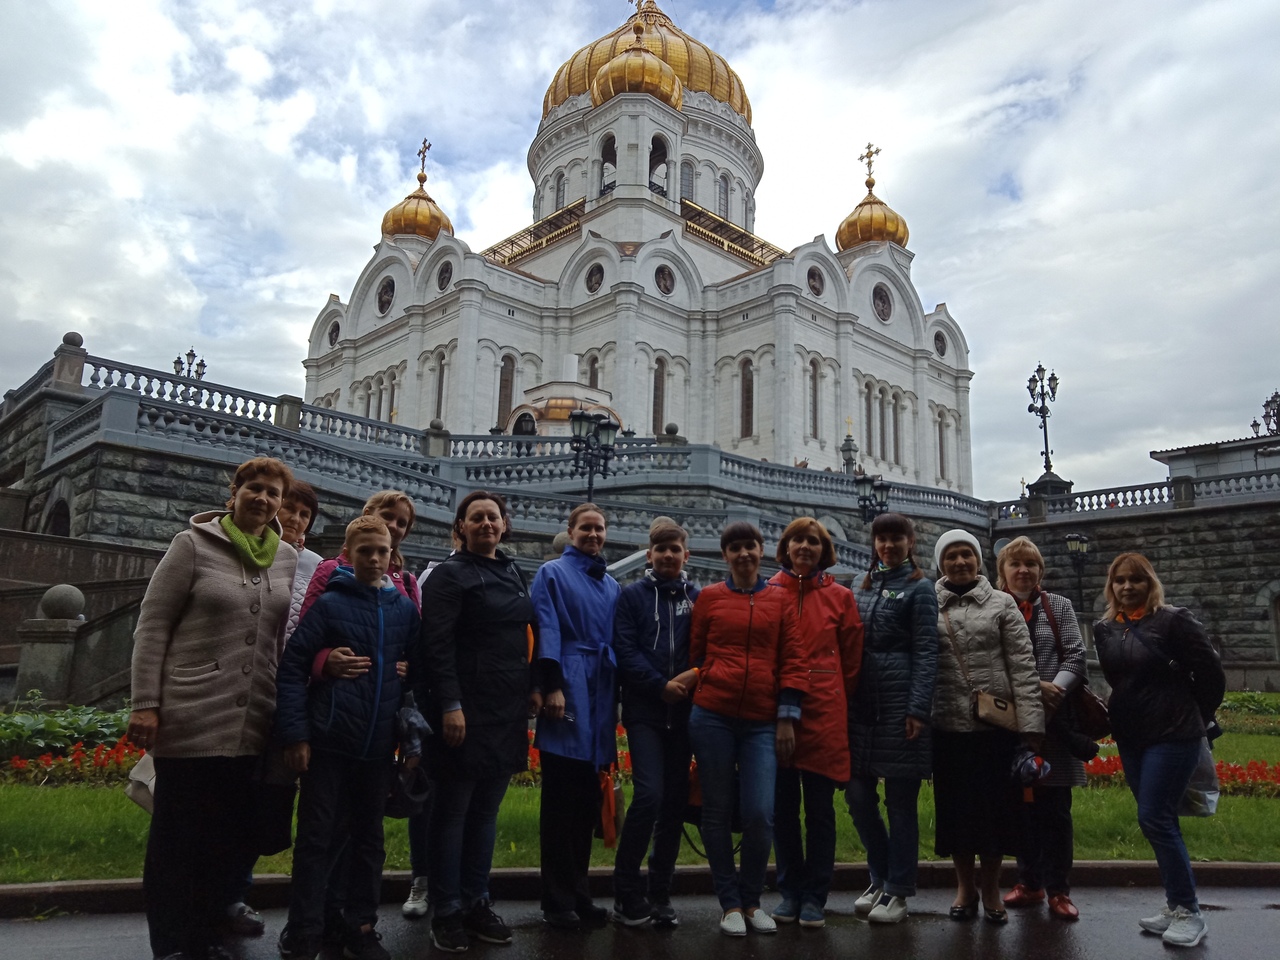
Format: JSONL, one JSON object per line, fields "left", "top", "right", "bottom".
{"left": 1093, "top": 553, "right": 1224, "bottom": 949}
{"left": 422, "top": 491, "right": 537, "bottom": 953}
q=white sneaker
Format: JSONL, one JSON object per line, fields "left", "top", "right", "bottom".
{"left": 854, "top": 883, "right": 883, "bottom": 915}
{"left": 868, "top": 894, "right": 908, "bottom": 924}
{"left": 1162, "top": 906, "right": 1207, "bottom": 948}
{"left": 402, "top": 875, "right": 430, "bottom": 918}
{"left": 1139, "top": 905, "right": 1176, "bottom": 934}
{"left": 719, "top": 910, "right": 747, "bottom": 937}
{"left": 745, "top": 908, "right": 777, "bottom": 934}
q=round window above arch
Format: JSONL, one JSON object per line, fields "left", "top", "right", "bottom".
{"left": 585, "top": 263, "right": 604, "bottom": 294}
{"left": 934, "top": 331, "right": 948, "bottom": 357}
{"left": 327, "top": 322, "right": 341, "bottom": 347}
{"left": 872, "top": 283, "right": 893, "bottom": 322}
{"left": 437, "top": 261, "right": 454, "bottom": 290}
{"left": 807, "top": 267, "right": 825, "bottom": 297}
{"left": 655, "top": 265, "right": 676, "bottom": 295}
{"left": 375, "top": 277, "right": 395, "bottom": 315}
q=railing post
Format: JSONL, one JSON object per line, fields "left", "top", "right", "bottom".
{"left": 51, "top": 332, "right": 87, "bottom": 393}
{"left": 1171, "top": 475, "right": 1196, "bottom": 508}
{"left": 424, "top": 419, "right": 451, "bottom": 458}
{"left": 274, "top": 395, "right": 303, "bottom": 431}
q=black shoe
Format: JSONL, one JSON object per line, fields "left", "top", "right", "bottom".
{"left": 464, "top": 900, "right": 512, "bottom": 944}
{"left": 542, "top": 910, "right": 581, "bottom": 930}
{"left": 576, "top": 901, "right": 610, "bottom": 927}
{"left": 322, "top": 910, "right": 346, "bottom": 946}
{"left": 225, "top": 902, "right": 266, "bottom": 937}
{"left": 613, "top": 895, "right": 652, "bottom": 927}
{"left": 343, "top": 926, "right": 390, "bottom": 960}
{"left": 949, "top": 902, "right": 979, "bottom": 921}
{"left": 431, "top": 913, "right": 470, "bottom": 953}
{"left": 984, "top": 907, "right": 1009, "bottom": 925}
{"left": 277, "top": 924, "right": 322, "bottom": 960}
{"left": 650, "top": 895, "right": 679, "bottom": 927}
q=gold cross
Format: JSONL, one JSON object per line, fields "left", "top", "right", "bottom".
{"left": 859, "top": 143, "right": 880, "bottom": 178}
{"left": 845, "top": 415, "right": 854, "bottom": 435}
{"left": 418, "top": 138, "right": 432, "bottom": 175}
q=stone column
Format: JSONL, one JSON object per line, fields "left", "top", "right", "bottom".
{"left": 51, "top": 332, "right": 88, "bottom": 392}
{"left": 770, "top": 286, "right": 800, "bottom": 467}
{"left": 612, "top": 282, "right": 644, "bottom": 433}
{"left": 14, "top": 585, "right": 86, "bottom": 705}
{"left": 453, "top": 282, "right": 485, "bottom": 434}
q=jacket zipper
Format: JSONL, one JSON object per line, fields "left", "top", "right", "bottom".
{"left": 735, "top": 592, "right": 755, "bottom": 716}
{"left": 666, "top": 592, "right": 676, "bottom": 730}
{"left": 362, "top": 598, "right": 385, "bottom": 759}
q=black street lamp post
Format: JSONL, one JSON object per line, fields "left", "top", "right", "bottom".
{"left": 173, "top": 347, "right": 207, "bottom": 381}
{"left": 1251, "top": 389, "right": 1280, "bottom": 437}
{"left": 854, "top": 468, "right": 892, "bottom": 523}
{"left": 1064, "top": 532, "right": 1090, "bottom": 611}
{"left": 569, "top": 410, "right": 620, "bottom": 502}
{"left": 1027, "top": 361, "right": 1060, "bottom": 474}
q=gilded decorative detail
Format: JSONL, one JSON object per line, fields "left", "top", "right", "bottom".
{"left": 590, "top": 22, "right": 684, "bottom": 111}
{"left": 544, "top": 0, "right": 749, "bottom": 123}
{"left": 836, "top": 174, "right": 910, "bottom": 250}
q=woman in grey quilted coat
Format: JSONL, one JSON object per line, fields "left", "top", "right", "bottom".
{"left": 845, "top": 513, "right": 938, "bottom": 924}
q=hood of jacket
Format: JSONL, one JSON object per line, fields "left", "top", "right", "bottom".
{"left": 325, "top": 563, "right": 401, "bottom": 601}
{"left": 561, "top": 543, "right": 609, "bottom": 579}
{"left": 936, "top": 574, "right": 995, "bottom": 609}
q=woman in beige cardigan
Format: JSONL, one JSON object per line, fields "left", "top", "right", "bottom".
{"left": 931, "top": 530, "right": 1043, "bottom": 925}
{"left": 128, "top": 456, "right": 297, "bottom": 960}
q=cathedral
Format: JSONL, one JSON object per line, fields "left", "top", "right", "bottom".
{"left": 302, "top": 0, "right": 974, "bottom": 492}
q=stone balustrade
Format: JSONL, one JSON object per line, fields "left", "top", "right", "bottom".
{"left": 85, "top": 356, "right": 278, "bottom": 423}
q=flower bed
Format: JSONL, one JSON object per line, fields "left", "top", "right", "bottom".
{"left": 3, "top": 737, "right": 144, "bottom": 786}
{"left": 1084, "top": 739, "right": 1280, "bottom": 797}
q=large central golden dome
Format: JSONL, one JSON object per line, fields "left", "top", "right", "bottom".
{"left": 543, "top": 0, "right": 751, "bottom": 124}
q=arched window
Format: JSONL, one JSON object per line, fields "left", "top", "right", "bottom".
{"left": 362, "top": 383, "right": 372, "bottom": 419}
{"left": 514, "top": 412, "right": 537, "bottom": 436}
{"left": 588, "top": 355, "right": 600, "bottom": 389}
{"left": 555, "top": 173, "right": 566, "bottom": 210}
{"left": 497, "top": 355, "right": 516, "bottom": 429}
{"left": 717, "top": 174, "right": 730, "bottom": 219}
{"left": 433, "top": 351, "right": 446, "bottom": 420}
{"left": 649, "top": 137, "right": 669, "bottom": 196}
{"left": 877, "top": 388, "right": 888, "bottom": 461}
{"left": 652, "top": 358, "right": 667, "bottom": 435}
{"left": 740, "top": 358, "right": 754, "bottom": 438}
{"left": 938, "top": 411, "right": 949, "bottom": 479}
{"left": 600, "top": 136, "right": 617, "bottom": 194}
{"left": 892, "top": 395, "right": 902, "bottom": 465}
{"left": 864, "top": 382, "right": 874, "bottom": 454}
{"left": 386, "top": 375, "right": 397, "bottom": 423}
{"left": 680, "top": 161, "right": 694, "bottom": 201}
{"left": 809, "top": 359, "right": 820, "bottom": 439}
{"left": 44, "top": 500, "right": 71, "bottom": 538}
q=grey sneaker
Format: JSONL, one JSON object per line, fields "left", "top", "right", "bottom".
{"left": 868, "top": 894, "right": 908, "bottom": 924}
{"left": 854, "top": 883, "right": 883, "bottom": 915}
{"left": 1162, "top": 907, "right": 1207, "bottom": 948}
{"left": 1139, "top": 905, "right": 1176, "bottom": 934}
{"left": 402, "top": 875, "right": 430, "bottom": 919}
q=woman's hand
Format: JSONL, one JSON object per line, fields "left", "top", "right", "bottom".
{"left": 905, "top": 715, "right": 926, "bottom": 741}
{"left": 127, "top": 708, "right": 160, "bottom": 750}
{"left": 775, "top": 718, "right": 796, "bottom": 764}
{"left": 661, "top": 679, "right": 688, "bottom": 704}
{"left": 323, "top": 647, "right": 372, "bottom": 679}
{"left": 1039, "top": 680, "right": 1065, "bottom": 713}
{"left": 284, "top": 741, "right": 311, "bottom": 773}
{"left": 396, "top": 660, "right": 408, "bottom": 680}
{"left": 543, "top": 689, "right": 566, "bottom": 720}
{"left": 527, "top": 689, "right": 544, "bottom": 718}
{"left": 442, "top": 709, "right": 466, "bottom": 747}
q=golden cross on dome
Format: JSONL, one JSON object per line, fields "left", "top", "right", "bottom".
{"left": 845, "top": 415, "right": 854, "bottom": 435}
{"left": 859, "top": 143, "right": 881, "bottom": 178}
{"left": 417, "top": 138, "right": 432, "bottom": 175}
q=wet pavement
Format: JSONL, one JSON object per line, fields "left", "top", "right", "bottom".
{"left": 5, "top": 886, "right": 1279, "bottom": 960}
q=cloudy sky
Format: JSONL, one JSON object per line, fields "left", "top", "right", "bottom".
{"left": 2, "top": 0, "right": 1277, "bottom": 500}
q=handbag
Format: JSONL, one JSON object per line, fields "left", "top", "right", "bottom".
{"left": 1038, "top": 591, "right": 1110, "bottom": 740}
{"left": 124, "top": 752, "right": 156, "bottom": 814}
{"left": 1178, "top": 737, "right": 1220, "bottom": 817}
{"left": 942, "top": 608, "right": 1020, "bottom": 733}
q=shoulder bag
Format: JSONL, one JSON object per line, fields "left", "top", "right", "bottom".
{"left": 1039, "top": 591, "right": 1110, "bottom": 740}
{"left": 942, "top": 608, "right": 1019, "bottom": 732}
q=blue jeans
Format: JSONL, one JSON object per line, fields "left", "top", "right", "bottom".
{"left": 846, "top": 776, "right": 922, "bottom": 898}
{"left": 688, "top": 706, "right": 777, "bottom": 912}
{"left": 774, "top": 767, "right": 838, "bottom": 907}
{"left": 1116, "top": 738, "right": 1202, "bottom": 910}
{"left": 427, "top": 774, "right": 510, "bottom": 917}
{"left": 613, "top": 722, "right": 691, "bottom": 901}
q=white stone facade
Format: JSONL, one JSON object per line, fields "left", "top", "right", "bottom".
{"left": 303, "top": 40, "right": 974, "bottom": 492}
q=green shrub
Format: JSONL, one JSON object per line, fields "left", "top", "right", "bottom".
{"left": 0, "top": 692, "right": 130, "bottom": 760}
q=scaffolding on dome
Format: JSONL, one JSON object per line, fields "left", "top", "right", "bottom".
{"left": 480, "top": 200, "right": 587, "bottom": 267}
{"left": 679, "top": 200, "right": 788, "bottom": 266}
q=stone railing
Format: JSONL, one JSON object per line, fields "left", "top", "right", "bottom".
{"left": 0, "top": 359, "right": 54, "bottom": 418}
{"left": 298, "top": 405, "right": 425, "bottom": 455}
{"left": 449, "top": 436, "right": 575, "bottom": 458}
{"left": 84, "top": 356, "right": 278, "bottom": 423}
{"left": 1194, "top": 469, "right": 1280, "bottom": 501}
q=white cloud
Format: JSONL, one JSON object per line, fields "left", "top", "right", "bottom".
{"left": 1, "top": 0, "right": 1277, "bottom": 501}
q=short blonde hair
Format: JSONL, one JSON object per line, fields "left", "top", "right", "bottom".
{"left": 224, "top": 457, "right": 293, "bottom": 509}
{"left": 344, "top": 515, "right": 390, "bottom": 549}
{"left": 996, "top": 536, "right": 1045, "bottom": 591}
{"left": 1104, "top": 552, "right": 1166, "bottom": 619}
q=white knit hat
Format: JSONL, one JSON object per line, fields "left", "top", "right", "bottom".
{"left": 933, "top": 528, "right": 984, "bottom": 574}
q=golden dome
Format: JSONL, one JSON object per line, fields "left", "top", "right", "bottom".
{"left": 545, "top": 1, "right": 750, "bottom": 123}
{"left": 591, "top": 22, "right": 683, "bottom": 111}
{"left": 381, "top": 171, "right": 453, "bottom": 240}
{"left": 836, "top": 176, "right": 910, "bottom": 250}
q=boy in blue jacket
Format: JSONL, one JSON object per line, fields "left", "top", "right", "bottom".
{"left": 276, "top": 516, "right": 421, "bottom": 960}
{"left": 611, "top": 518, "right": 700, "bottom": 927}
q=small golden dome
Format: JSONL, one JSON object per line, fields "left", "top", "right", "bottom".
{"left": 591, "top": 22, "right": 683, "bottom": 111}
{"left": 545, "top": 1, "right": 749, "bottom": 123}
{"left": 836, "top": 176, "right": 910, "bottom": 250}
{"left": 381, "top": 171, "right": 453, "bottom": 240}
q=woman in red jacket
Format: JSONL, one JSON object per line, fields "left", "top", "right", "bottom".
{"left": 767, "top": 518, "right": 863, "bottom": 928}
{"left": 689, "top": 521, "right": 807, "bottom": 937}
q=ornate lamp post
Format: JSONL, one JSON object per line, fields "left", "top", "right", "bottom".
{"left": 853, "top": 468, "right": 892, "bottom": 523}
{"left": 1064, "top": 532, "right": 1090, "bottom": 610}
{"left": 173, "top": 347, "right": 207, "bottom": 380}
{"left": 568, "top": 409, "right": 620, "bottom": 502}
{"left": 1027, "top": 361, "right": 1059, "bottom": 474}
{"left": 1251, "top": 389, "right": 1280, "bottom": 436}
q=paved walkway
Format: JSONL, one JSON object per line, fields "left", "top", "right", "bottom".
{"left": 6, "top": 887, "right": 1279, "bottom": 960}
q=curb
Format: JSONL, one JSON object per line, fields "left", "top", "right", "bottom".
{"left": 5, "top": 862, "right": 1280, "bottom": 918}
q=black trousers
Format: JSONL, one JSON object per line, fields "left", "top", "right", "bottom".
{"left": 539, "top": 752, "right": 603, "bottom": 914}
{"left": 145, "top": 755, "right": 257, "bottom": 958}
{"left": 1014, "top": 784, "right": 1075, "bottom": 894}
{"left": 288, "top": 751, "right": 393, "bottom": 935}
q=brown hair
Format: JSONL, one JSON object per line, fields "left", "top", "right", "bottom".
{"left": 454, "top": 490, "right": 512, "bottom": 544}
{"left": 720, "top": 520, "right": 763, "bottom": 551}
{"left": 861, "top": 512, "right": 924, "bottom": 589}
{"left": 344, "top": 515, "right": 390, "bottom": 548}
{"left": 362, "top": 489, "right": 416, "bottom": 570}
{"left": 225, "top": 457, "right": 293, "bottom": 509}
{"left": 284, "top": 479, "right": 319, "bottom": 535}
{"left": 649, "top": 517, "right": 688, "bottom": 547}
{"left": 1104, "top": 552, "right": 1166, "bottom": 620}
{"left": 995, "top": 535, "right": 1045, "bottom": 592}
{"left": 567, "top": 502, "right": 607, "bottom": 530}
{"left": 776, "top": 516, "right": 837, "bottom": 571}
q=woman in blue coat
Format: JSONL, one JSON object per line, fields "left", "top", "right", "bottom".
{"left": 532, "top": 503, "right": 622, "bottom": 929}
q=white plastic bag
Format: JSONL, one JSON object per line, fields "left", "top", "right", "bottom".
{"left": 125, "top": 752, "right": 156, "bottom": 815}
{"left": 1178, "top": 737, "right": 1219, "bottom": 818}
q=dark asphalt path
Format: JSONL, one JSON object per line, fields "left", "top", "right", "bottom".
{"left": 5, "top": 887, "right": 1279, "bottom": 960}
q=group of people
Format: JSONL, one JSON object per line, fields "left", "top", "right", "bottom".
{"left": 127, "top": 455, "right": 1226, "bottom": 960}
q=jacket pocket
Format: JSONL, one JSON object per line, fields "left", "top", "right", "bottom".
{"left": 170, "top": 660, "right": 220, "bottom": 681}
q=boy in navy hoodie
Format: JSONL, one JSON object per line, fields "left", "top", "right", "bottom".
{"left": 276, "top": 516, "right": 421, "bottom": 960}
{"left": 611, "top": 518, "right": 700, "bottom": 927}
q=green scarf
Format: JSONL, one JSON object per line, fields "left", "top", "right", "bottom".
{"left": 220, "top": 514, "right": 280, "bottom": 569}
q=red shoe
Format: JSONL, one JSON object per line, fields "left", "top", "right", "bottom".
{"left": 1048, "top": 894, "right": 1079, "bottom": 921}
{"left": 1002, "top": 884, "right": 1046, "bottom": 908}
